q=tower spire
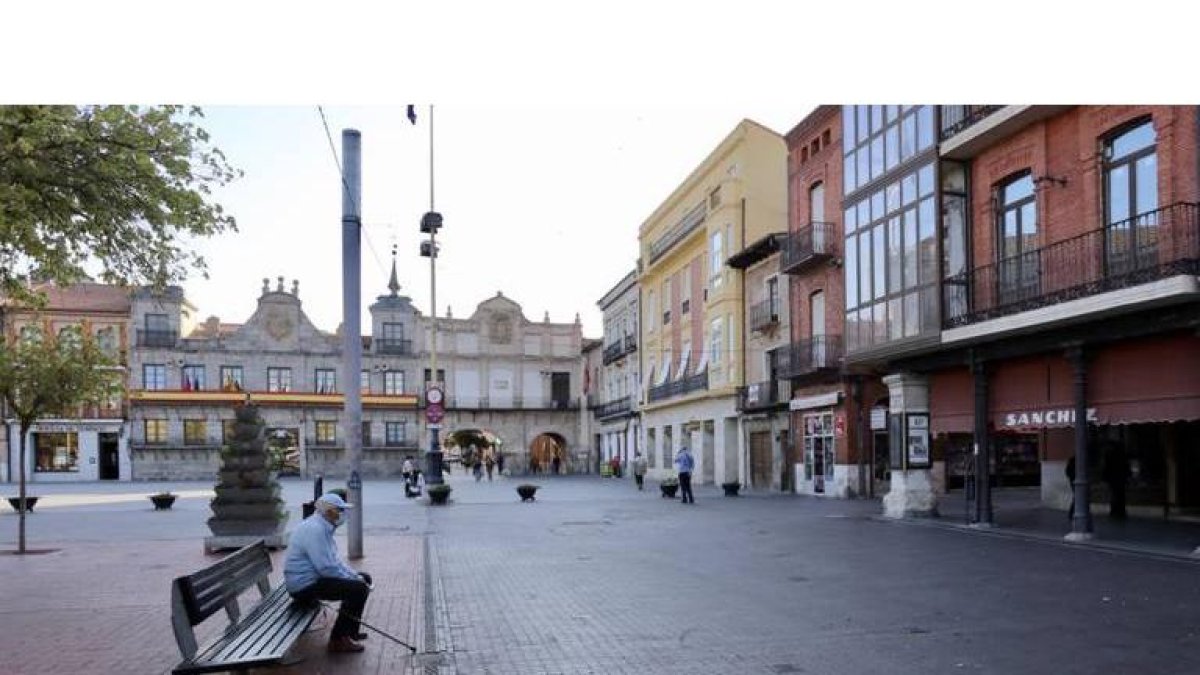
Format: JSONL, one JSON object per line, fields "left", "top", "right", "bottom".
{"left": 388, "top": 244, "right": 400, "bottom": 296}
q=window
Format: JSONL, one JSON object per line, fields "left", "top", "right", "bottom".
{"left": 996, "top": 172, "right": 1039, "bottom": 301}
{"left": 767, "top": 276, "right": 780, "bottom": 316}
{"left": 1103, "top": 119, "right": 1158, "bottom": 275}
{"left": 709, "top": 186, "right": 721, "bottom": 209}
{"left": 315, "top": 368, "right": 336, "bottom": 394}
{"left": 709, "top": 230, "right": 724, "bottom": 288}
{"left": 844, "top": 105, "right": 930, "bottom": 196}
{"left": 145, "top": 419, "right": 168, "bottom": 445}
{"left": 385, "top": 421, "right": 408, "bottom": 446}
{"left": 384, "top": 370, "right": 405, "bottom": 395}
{"left": 267, "top": 367, "right": 292, "bottom": 393}
{"left": 19, "top": 324, "right": 42, "bottom": 344}
{"left": 184, "top": 419, "right": 207, "bottom": 445}
{"left": 222, "top": 419, "right": 236, "bottom": 443}
{"left": 361, "top": 369, "right": 371, "bottom": 394}
{"left": 181, "top": 365, "right": 205, "bottom": 391}
{"left": 145, "top": 313, "right": 169, "bottom": 332}
{"left": 143, "top": 364, "right": 166, "bottom": 390}
{"left": 843, "top": 159, "right": 940, "bottom": 351}
{"left": 315, "top": 420, "right": 337, "bottom": 445}
{"left": 362, "top": 421, "right": 372, "bottom": 447}
{"left": 34, "top": 432, "right": 79, "bottom": 473}
{"left": 380, "top": 322, "right": 406, "bottom": 353}
{"left": 709, "top": 317, "right": 724, "bottom": 368}
{"left": 57, "top": 325, "right": 82, "bottom": 351}
{"left": 681, "top": 270, "right": 691, "bottom": 315}
{"left": 942, "top": 161, "right": 970, "bottom": 323}
{"left": 662, "top": 279, "right": 672, "bottom": 325}
{"left": 220, "top": 366, "right": 243, "bottom": 391}
{"left": 423, "top": 368, "right": 446, "bottom": 384}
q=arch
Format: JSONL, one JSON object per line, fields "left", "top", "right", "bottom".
{"left": 529, "top": 432, "right": 568, "bottom": 474}
{"left": 445, "top": 427, "right": 504, "bottom": 466}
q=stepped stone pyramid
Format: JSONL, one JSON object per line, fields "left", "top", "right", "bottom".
{"left": 204, "top": 402, "right": 290, "bottom": 553}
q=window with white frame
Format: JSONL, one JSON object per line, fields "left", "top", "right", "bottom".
{"left": 709, "top": 230, "right": 724, "bottom": 287}
{"left": 710, "top": 317, "right": 724, "bottom": 368}
{"left": 384, "top": 370, "right": 405, "bottom": 395}
{"left": 143, "top": 364, "right": 166, "bottom": 390}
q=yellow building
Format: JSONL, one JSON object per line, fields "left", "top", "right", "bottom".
{"left": 638, "top": 119, "right": 786, "bottom": 486}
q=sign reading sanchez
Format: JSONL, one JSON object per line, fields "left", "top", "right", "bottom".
{"left": 1001, "top": 408, "right": 1097, "bottom": 429}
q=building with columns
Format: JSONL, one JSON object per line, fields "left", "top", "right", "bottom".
{"left": 126, "top": 265, "right": 589, "bottom": 480}
{"left": 637, "top": 119, "right": 787, "bottom": 486}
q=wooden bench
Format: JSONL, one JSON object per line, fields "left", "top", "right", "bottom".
{"left": 171, "top": 541, "right": 319, "bottom": 674}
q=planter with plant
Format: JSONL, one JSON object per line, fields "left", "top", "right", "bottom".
{"left": 427, "top": 484, "right": 452, "bottom": 505}
{"left": 721, "top": 482, "right": 741, "bottom": 497}
{"left": 516, "top": 484, "right": 540, "bottom": 502}
{"left": 660, "top": 475, "right": 679, "bottom": 499}
{"left": 205, "top": 402, "right": 289, "bottom": 552}
{"left": 7, "top": 496, "right": 39, "bottom": 513}
{"left": 149, "top": 492, "right": 177, "bottom": 510}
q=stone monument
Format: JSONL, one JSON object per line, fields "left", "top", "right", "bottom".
{"left": 204, "top": 402, "right": 290, "bottom": 553}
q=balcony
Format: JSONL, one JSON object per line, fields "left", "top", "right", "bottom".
{"left": 780, "top": 223, "right": 837, "bottom": 275}
{"left": 777, "top": 336, "right": 844, "bottom": 382}
{"left": 736, "top": 379, "right": 789, "bottom": 412}
{"left": 137, "top": 329, "right": 177, "bottom": 348}
{"left": 443, "top": 395, "right": 579, "bottom": 411}
{"left": 595, "top": 396, "right": 633, "bottom": 420}
{"left": 648, "top": 370, "right": 708, "bottom": 403}
{"left": 625, "top": 334, "right": 637, "bottom": 353}
{"left": 375, "top": 338, "right": 413, "bottom": 355}
{"left": 602, "top": 335, "right": 638, "bottom": 365}
{"left": 939, "top": 105, "right": 1072, "bottom": 159}
{"left": 944, "top": 202, "right": 1200, "bottom": 332}
{"left": 749, "top": 299, "right": 780, "bottom": 333}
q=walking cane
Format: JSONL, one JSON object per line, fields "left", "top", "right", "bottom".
{"left": 317, "top": 600, "right": 422, "bottom": 653}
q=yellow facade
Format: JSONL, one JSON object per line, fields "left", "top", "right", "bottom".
{"left": 638, "top": 119, "right": 786, "bottom": 413}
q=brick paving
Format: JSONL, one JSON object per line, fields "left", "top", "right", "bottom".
{"left": 4, "top": 475, "right": 1200, "bottom": 674}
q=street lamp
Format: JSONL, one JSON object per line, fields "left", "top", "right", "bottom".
{"left": 420, "top": 104, "right": 446, "bottom": 485}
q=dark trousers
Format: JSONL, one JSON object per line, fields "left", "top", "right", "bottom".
{"left": 635, "top": 473, "right": 644, "bottom": 489}
{"left": 679, "top": 471, "right": 694, "bottom": 503}
{"left": 292, "top": 576, "right": 370, "bottom": 639}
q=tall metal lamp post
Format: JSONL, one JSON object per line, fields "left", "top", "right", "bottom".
{"left": 420, "top": 105, "right": 445, "bottom": 484}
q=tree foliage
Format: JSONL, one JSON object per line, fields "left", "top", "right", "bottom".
{"left": 0, "top": 105, "right": 240, "bottom": 307}
{"left": 0, "top": 326, "right": 120, "bottom": 552}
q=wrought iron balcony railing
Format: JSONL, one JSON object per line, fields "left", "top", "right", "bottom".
{"left": 749, "top": 298, "right": 780, "bottom": 333}
{"left": 625, "top": 334, "right": 637, "bottom": 353}
{"left": 375, "top": 338, "right": 413, "bottom": 355}
{"left": 602, "top": 334, "right": 638, "bottom": 365}
{"left": 944, "top": 202, "right": 1200, "bottom": 328}
{"left": 776, "top": 335, "right": 844, "bottom": 380}
{"left": 648, "top": 370, "right": 709, "bottom": 403}
{"left": 939, "top": 105, "right": 1004, "bottom": 140}
{"left": 736, "top": 379, "right": 789, "bottom": 412}
{"left": 780, "top": 222, "right": 837, "bottom": 274}
{"left": 137, "top": 329, "right": 177, "bottom": 348}
{"left": 595, "top": 396, "right": 633, "bottom": 419}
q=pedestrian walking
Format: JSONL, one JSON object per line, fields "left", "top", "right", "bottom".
{"left": 496, "top": 451, "right": 505, "bottom": 476}
{"left": 633, "top": 451, "right": 647, "bottom": 490}
{"left": 552, "top": 451, "right": 562, "bottom": 476}
{"left": 401, "top": 456, "right": 415, "bottom": 485}
{"left": 674, "top": 446, "right": 695, "bottom": 504}
{"left": 484, "top": 447, "right": 495, "bottom": 481}
{"left": 473, "top": 457, "right": 484, "bottom": 482}
{"left": 284, "top": 493, "right": 372, "bottom": 653}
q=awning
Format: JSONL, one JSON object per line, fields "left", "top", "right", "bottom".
{"left": 789, "top": 391, "right": 842, "bottom": 411}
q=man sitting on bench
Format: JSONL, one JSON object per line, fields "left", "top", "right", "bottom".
{"left": 283, "top": 492, "right": 373, "bottom": 654}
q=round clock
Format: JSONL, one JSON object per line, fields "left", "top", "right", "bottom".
{"left": 427, "top": 388, "right": 443, "bottom": 404}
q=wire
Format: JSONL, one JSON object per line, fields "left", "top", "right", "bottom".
{"left": 317, "top": 106, "right": 389, "bottom": 278}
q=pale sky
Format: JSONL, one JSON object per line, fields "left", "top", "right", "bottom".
{"left": 185, "top": 104, "right": 810, "bottom": 338}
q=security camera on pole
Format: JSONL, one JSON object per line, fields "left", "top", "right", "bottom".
{"left": 420, "top": 104, "right": 445, "bottom": 485}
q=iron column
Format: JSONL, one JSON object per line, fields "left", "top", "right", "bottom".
{"left": 341, "top": 129, "right": 364, "bottom": 558}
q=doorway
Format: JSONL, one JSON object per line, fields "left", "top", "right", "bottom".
{"left": 99, "top": 432, "right": 120, "bottom": 480}
{"left": 750, "top": 431, "right": 772, "bottom": 489}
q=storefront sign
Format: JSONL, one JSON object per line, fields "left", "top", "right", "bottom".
{"left": 870, "top": 406, "right": 888, "bottom": 431}
{"left": 906, "top": 414, "right": 930, "bottom": 467}
{"left": 1001, "top": 408, "right": 1097, "bottom": 428}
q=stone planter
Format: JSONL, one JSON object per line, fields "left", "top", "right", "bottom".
{"left": 660, "top": 483, "right": 678, "bottom": 499}
{"left": 149, "top": 494, "right": 177, "bottom": 510}
{"left": 516, "top": 485, "right": 539, "bottom": 502}
{"left": 427, "top": 486, "right": 452, "bottom": 505}
{"left": 721, "top": 482, "right": 741, "bottom": 497}
{"left": 7, "top": 496, "right": 38, "bottom": 513}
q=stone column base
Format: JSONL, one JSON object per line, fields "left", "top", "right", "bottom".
{"left": 883, "top": 469, "right": 939, "bottom": 518}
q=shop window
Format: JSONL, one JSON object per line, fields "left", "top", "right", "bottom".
{"left": 35, "top": 432, "right": 79, "bottom": 473}
{"left": 803, "top": 412, "right": 835, "bottom": 493}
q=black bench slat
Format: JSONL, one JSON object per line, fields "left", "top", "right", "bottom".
{"left": 171, "top": 542, "right": 319, "bottom": 675}
{"left": 180, "top": 587, "right": 317, "bottom": 674}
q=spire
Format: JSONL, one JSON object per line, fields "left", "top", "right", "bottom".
{"left": 388, "top": 245, "right": 400, "bottom": 296}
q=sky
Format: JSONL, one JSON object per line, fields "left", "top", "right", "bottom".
{"left": 185, "top": 104, "right": 808, "bottom": 337}
{"left": 2, "top": 0, "right": 1185, "bottom": 341}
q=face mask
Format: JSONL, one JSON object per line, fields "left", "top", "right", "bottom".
{"left": 330, "top": 509, "right": 347, "bottom": 528}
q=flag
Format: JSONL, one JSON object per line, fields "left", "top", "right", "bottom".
{"left": 407, "top": 105, "right": 417, "bottom": 125}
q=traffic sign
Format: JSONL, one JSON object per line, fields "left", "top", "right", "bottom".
{"left": 426, "top": 402, "right": 444, "bottom": 424}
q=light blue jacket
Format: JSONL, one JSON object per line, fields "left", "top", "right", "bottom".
{"left": 283, "top": 513, "right": 359, "bottom": 593}
{"left": 674, "top": 449, "right": 694, "bottom": 473}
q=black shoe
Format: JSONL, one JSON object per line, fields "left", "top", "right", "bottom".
{"left": 354, "top": 632, "right": 369, "bottom": 640}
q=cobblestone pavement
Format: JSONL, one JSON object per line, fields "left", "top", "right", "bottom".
{"left": 3, "top": 474, "right": 1200, "bottom": 674}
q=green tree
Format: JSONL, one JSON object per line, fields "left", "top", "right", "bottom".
{"left": 0, "top": 326, "right": 119, "bottom": 553}
{"left": 0, "top": 105, "right": 239, "bottom": 307}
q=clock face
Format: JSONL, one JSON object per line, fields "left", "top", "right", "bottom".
{"left": 427, "top": 388, "right": 443, "bottom": 404}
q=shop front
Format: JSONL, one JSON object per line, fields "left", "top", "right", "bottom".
{"left": 7, "top": 419, "right": 130, "bottom": 483}
{"left": 790, "top": 390, "right": 850, "bottom": 497}
{"left": 930, "top": 332, "right": 1200, "bottom": 513}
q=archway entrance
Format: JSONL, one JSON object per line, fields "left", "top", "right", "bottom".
{"left": 445, "top": 428, "right": 504, "bottom": 472}
{"left": 530, "top": 432, "right": 567, "bottom": 475}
